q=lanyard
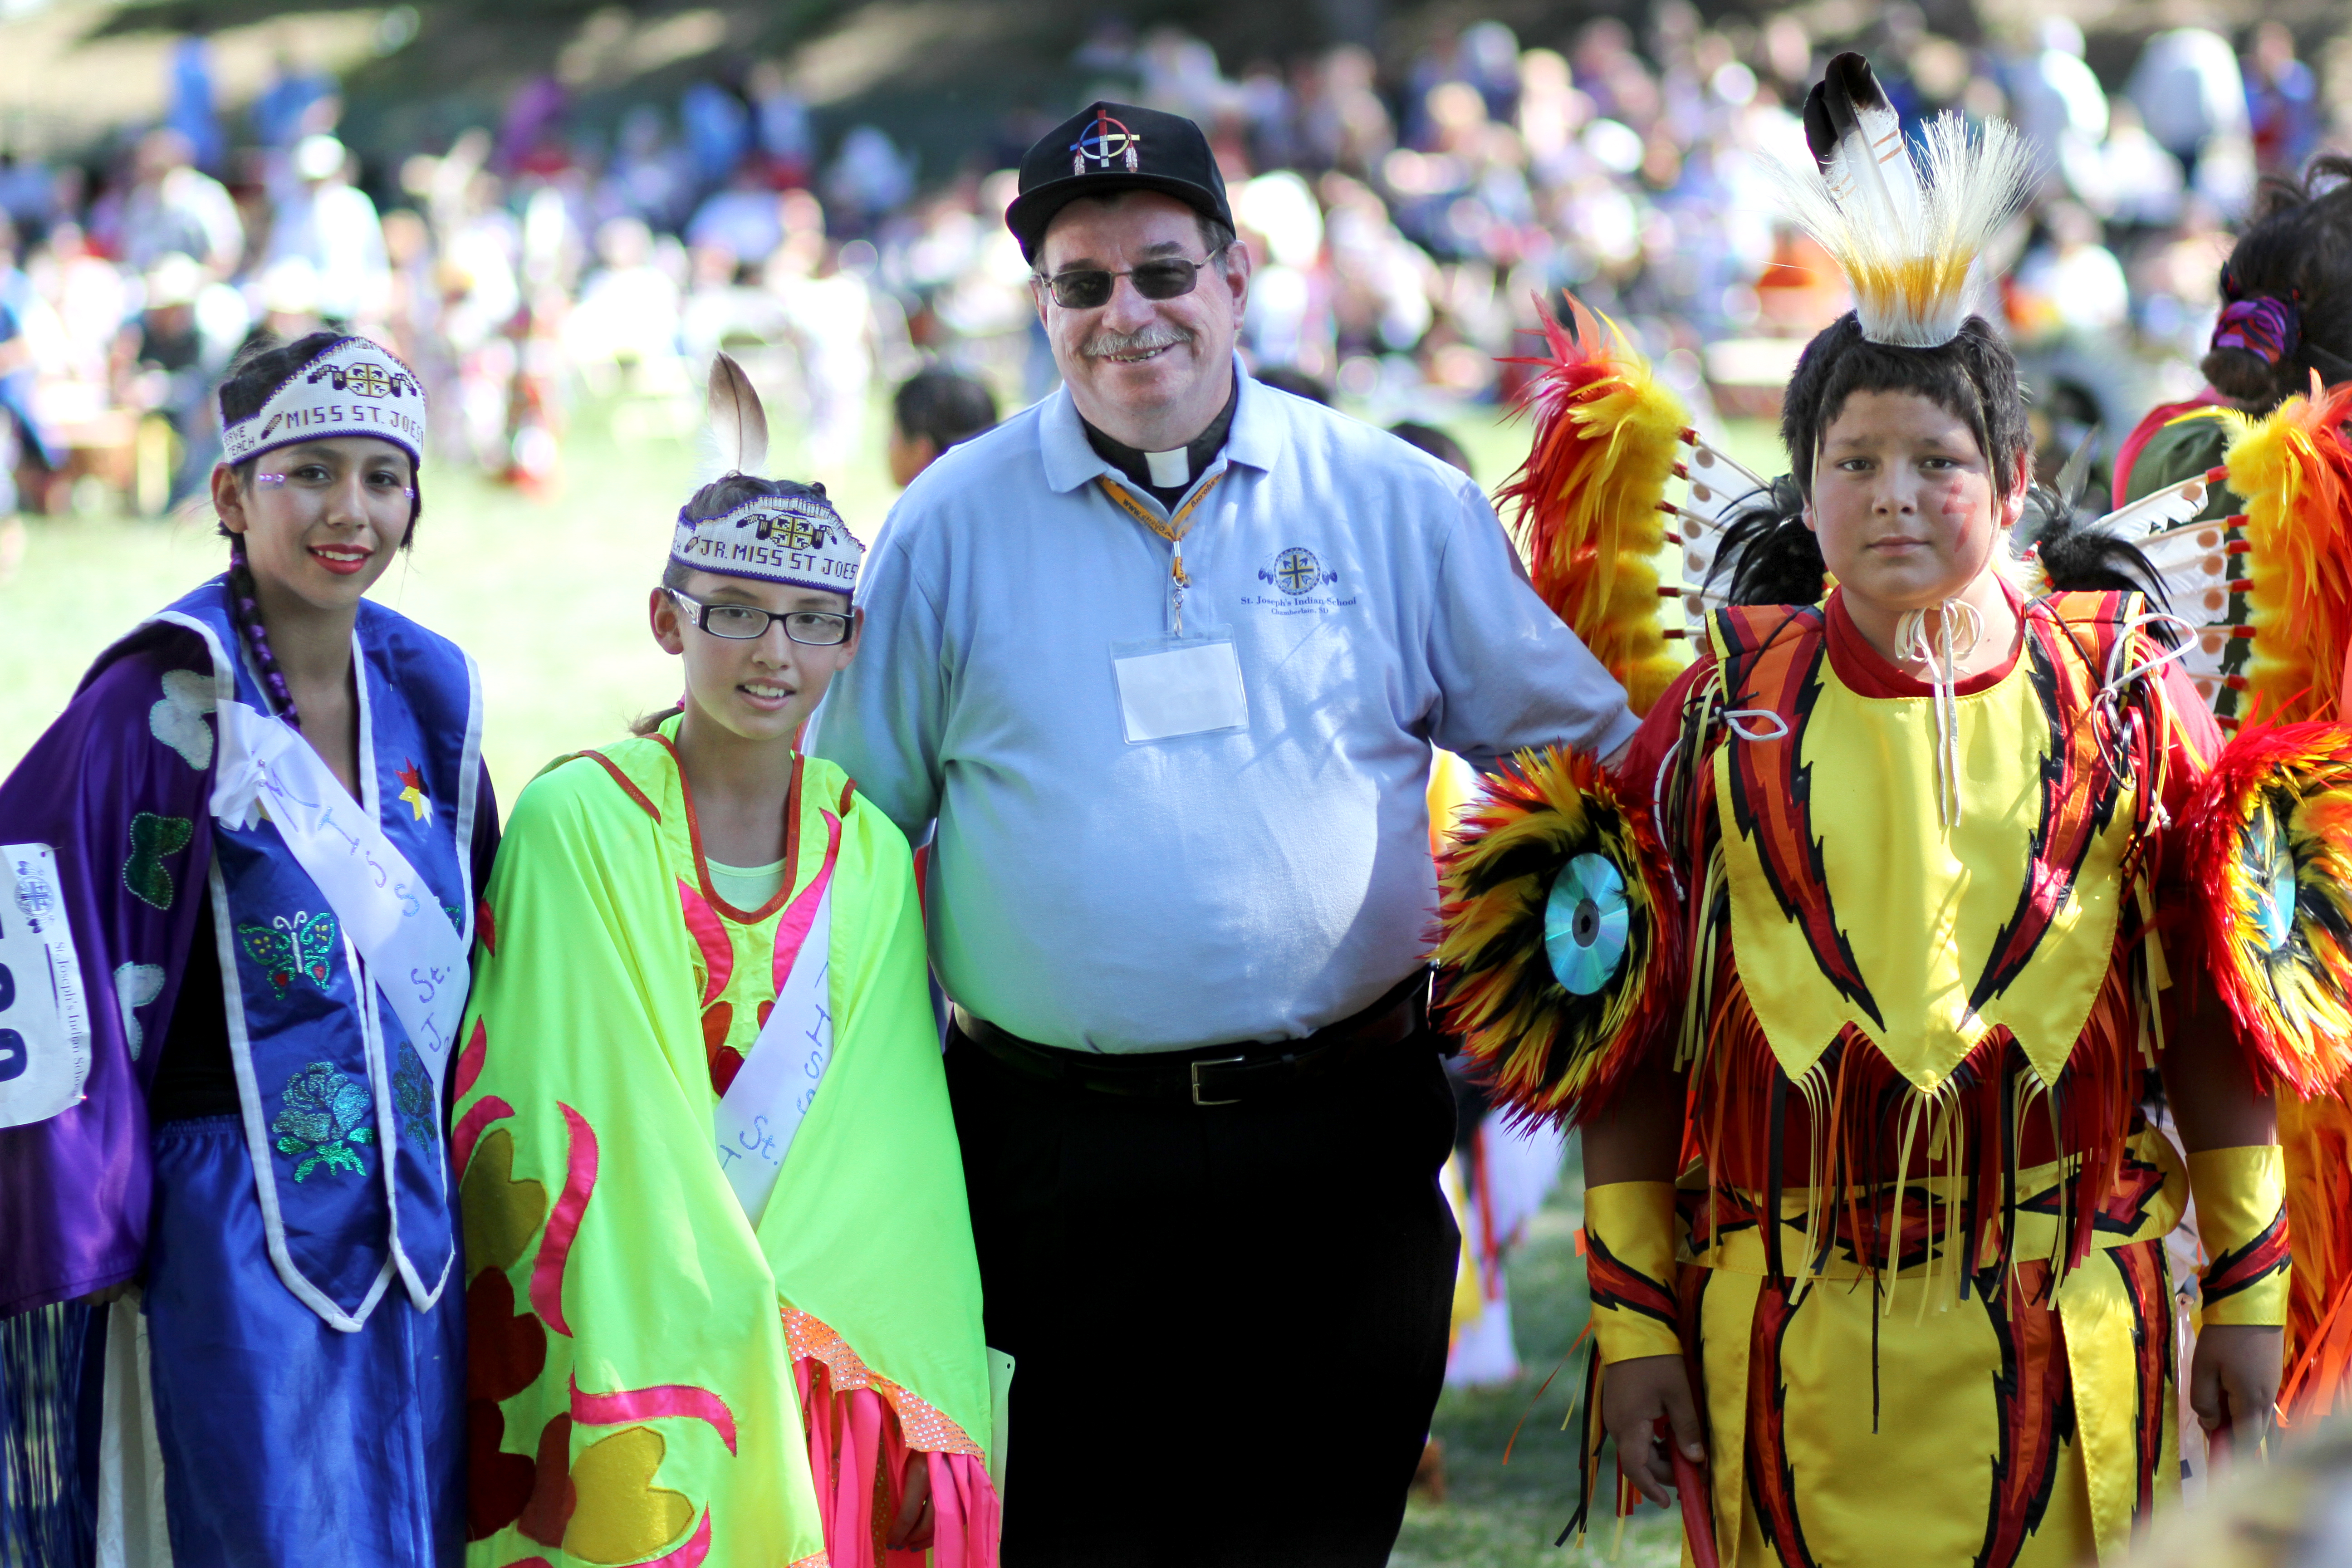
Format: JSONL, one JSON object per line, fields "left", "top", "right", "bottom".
{"left": 1098, "top": 470, "right": 1225, "bottom": 635}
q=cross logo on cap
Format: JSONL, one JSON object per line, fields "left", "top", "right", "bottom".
{"left": 1071, "top": 108, "right": 1142, "bottom": 176}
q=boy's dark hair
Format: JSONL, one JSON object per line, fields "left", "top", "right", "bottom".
{"left": 1255, "top": 365, "right": 1333, "bottom": 405}
{"left": 2202, "top": 155, "right": 2352, "bottom": 408}
{"left": 213, "top": 330, "right": 426, "bottom": 730}
{"left": 1710, "top": 313, "right": 2030, "bottom": 605}
{"left": 891, "top": 369, "right": 998, "bottom": 453}
{"left": 633, "top": 471, "right": 842, "bottom": 736}
{"left": 1386, "top": 420, "right": 1472, "bottom": 477}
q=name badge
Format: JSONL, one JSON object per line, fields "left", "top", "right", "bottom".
{"left": 0, "top": 843, "right": 93, "bottom": 1129}
{"left": 1112, "top": 634, "right": 1249, "bottom": 744}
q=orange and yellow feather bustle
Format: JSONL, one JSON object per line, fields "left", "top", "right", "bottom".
{"left": 1495, "top": 299, "right": 1690, "bottom": 718}
{"left": 2180, "top": 719, "right": 2352, "bottom": 1421}
{"left": 1434, "top": 746, "right": 1681, "bottom": 1128}
{"left": 2180, "top": 720, "right": 2352, "bottom": 1098}
{"left": 2279, "top": 1085, "right": 2352, "bottom": 1422}
{"left": 2226, "top": 378, "right": 2352, "bottom": 721}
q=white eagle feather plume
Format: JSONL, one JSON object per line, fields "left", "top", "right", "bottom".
{"left": 1765, "top": 53, "right": 2037, "bottom": 349}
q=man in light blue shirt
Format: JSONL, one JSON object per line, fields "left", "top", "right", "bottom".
{"left": 813, "top": 102, "right": 1633, "bottom": 1567}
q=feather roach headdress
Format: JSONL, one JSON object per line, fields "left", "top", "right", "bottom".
{"left": 1769, "top": 53, "right": 2036, "bottom": 349}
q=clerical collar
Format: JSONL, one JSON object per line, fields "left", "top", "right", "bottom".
{"left": 1082, "top": 382, "right": 1239, "bottom": 506}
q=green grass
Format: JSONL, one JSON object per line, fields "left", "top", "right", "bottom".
{"left": 1395, "top": 1148, "right": 1686, "bottom": 1568}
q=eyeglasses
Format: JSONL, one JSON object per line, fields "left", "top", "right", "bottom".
{"left": 667, "top": 588, "right": 853, "bottom": 646}
{"left": 1033, "top": 247, "right": 1228, "bottom": 310}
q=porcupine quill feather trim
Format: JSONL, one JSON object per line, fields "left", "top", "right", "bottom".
{"left": 1766, "top": 52, "right": 2036, "bottom": 348}
{"left": 701, "top": 349, "right": 770, "bottom": 480}
{"left": 1494, "top": 297, "right": 1691, "bottom": 716}
{"left": 1434, "top": 745, "right": 1682, "bottom": 1128}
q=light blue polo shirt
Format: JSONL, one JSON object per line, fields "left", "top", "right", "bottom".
{"left": 811, "top": 365, "right": 1638, "bottom": 1054}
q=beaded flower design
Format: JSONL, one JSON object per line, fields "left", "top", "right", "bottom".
{"left": 271, "top": 1061, "right": 376, "bottom": 1181}
{"left": 393, "top": 1042, "right": 437, "bottom": 1148}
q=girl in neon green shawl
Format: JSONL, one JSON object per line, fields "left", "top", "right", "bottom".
{"left": 455, "top": 445, "right": 997, "bottom": 1568}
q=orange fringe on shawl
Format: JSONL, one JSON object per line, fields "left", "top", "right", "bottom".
{"left": 1435, "top": 746, "right": 1682, "bottom": 1128}
{"left": 2177, "top": 720, "right": 2352, "bottom": 1098}
{"left": 2279, "top": 1085, "right": 2352, "bottom": 1421}
{"left": 1495, "top": 299, "right": 1690, "bottom": 717}
{"left": 2226, "top": 377, "right": 2352, "bottom": 721}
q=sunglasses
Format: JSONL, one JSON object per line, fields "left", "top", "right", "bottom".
{"left": 1034, "top": 247, "right": 1228, "bottom": 310}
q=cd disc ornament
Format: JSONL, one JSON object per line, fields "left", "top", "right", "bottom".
{"left": 1436, "top": 747, "right": 1681, "bottom": 1127}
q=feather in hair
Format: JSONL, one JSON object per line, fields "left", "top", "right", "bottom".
{"left": 2179, "top": 718, "right": 2352, "bottom": 1099}
{"left": 701, "top": 350, "right": 770, "bottom": 481}
{"left": 1767, "top": 53, "right": 2036, "bottom": 348}
{"left": 1494, "top": 297, "right": 1690, "bottom": 715}
{"left": 1434, "top": 746, "right": 1681, "bottom": 1129}
{"left": 1803, "top": 52, "right": 1923, "bottom": 246}
{"left": 2225, "top": 377, "right": 2352, "bottom": 720}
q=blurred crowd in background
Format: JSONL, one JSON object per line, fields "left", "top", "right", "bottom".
{"left": 0, "top": 3, "right": 2341, "bottom": 531}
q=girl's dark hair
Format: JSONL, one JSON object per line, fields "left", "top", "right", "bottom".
{"left": 2202, "top": 155, "right": 2352, "bottom": 408}
{"left": 214, "top": 331, "right": 424, "bottom": 728}
{"left": 1707, "top": 313, "right": 2031, "bottom": 607}
{"left": 629, "top": 471, "right": 838, "bottom": 736}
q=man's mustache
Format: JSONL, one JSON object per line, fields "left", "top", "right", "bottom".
{"left": 1081, "top": 326, "right": 1192, "bottom": 360}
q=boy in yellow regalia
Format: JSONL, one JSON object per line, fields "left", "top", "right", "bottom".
{"left": 1434, "top": 55, "right": 2352, "bottom": 1567}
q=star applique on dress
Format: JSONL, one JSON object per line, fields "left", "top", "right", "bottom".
{"left": 397, "top": 761, "right": 432, "bottom": 823}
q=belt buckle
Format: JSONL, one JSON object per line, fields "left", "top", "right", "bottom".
{"left": 1190, "top": 1055, "right": 1246, "bottom": 1107}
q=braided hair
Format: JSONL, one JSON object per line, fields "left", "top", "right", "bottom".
{"left": 214, "top": 331, "right": 425, "bottom": 728}
{"left": 2204, "top": 155, "right": 2352, "bottom": 409}
{"left": 630, "top": 471, "right": 837, "bottom": 736}
{"left": 1706, "top": 313, "right": 2032, "bottom": 607}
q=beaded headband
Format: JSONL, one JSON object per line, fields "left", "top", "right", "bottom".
{"left": 669, "top": 491, "right": 864, "bottom": 598}
{"left": 221, "top": 335, "right": 427, "bottom": 467}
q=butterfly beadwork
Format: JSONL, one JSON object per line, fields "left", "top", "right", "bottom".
{"left": 236, "top": 910, "right": 340, "bottom": 993}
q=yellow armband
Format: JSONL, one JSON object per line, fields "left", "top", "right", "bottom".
{"left": 2189, "top": 1145, "right": 2290, "bottom": 1328}
{"left": 1584, "top": 1180, "right": 1684, "bottom": 1364}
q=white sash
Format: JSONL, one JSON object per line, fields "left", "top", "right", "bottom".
{"left": 208, "top": 701, "right": 469, "bottom": 1078}
{"left": 714, "top": 882, "right": 833, "bottom": 1227}
{"left": 0, "top": 843, "right": 92, "bottom": 1129}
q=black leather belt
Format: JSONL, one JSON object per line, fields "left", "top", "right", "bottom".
{"left": 951, "top": 972, "right": 1430, "bottom": 1107}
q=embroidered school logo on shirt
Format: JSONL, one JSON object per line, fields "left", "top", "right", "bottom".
{"left": 1071, "top": 108, "right": 1142, "bottom": 173}
{"left": 1245, "top": 547, "right": 1357, "bottom": 616}
{"left": 1264, "top": 547, "right": 1327, "bottom": 596}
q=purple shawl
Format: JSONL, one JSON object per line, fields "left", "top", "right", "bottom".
{"left": 0, "top": 622, "right": 220, "bottom": 1314}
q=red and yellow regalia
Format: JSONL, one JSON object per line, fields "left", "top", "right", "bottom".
{"left": 1439, "top": 53, "right": 2352, "bottom": 1568}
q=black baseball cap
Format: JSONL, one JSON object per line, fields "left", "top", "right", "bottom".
{"left": 1004, "top": 102, "right": 1235, "bottom": 264}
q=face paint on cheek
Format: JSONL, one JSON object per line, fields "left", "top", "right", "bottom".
{"left": 256, "top": 474, "right": 288, "bottom": 486}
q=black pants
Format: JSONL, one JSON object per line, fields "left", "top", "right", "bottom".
{"left": 945, "top": 1027, "right": 1460, "bottom": 1568}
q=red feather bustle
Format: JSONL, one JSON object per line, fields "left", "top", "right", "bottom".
{"left": 1494, "top": 299, "right": 1690, "bottom": 717}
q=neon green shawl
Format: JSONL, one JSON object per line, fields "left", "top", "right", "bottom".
{"left": 455, "top": 727, "right": 989, "bottom": 1567}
